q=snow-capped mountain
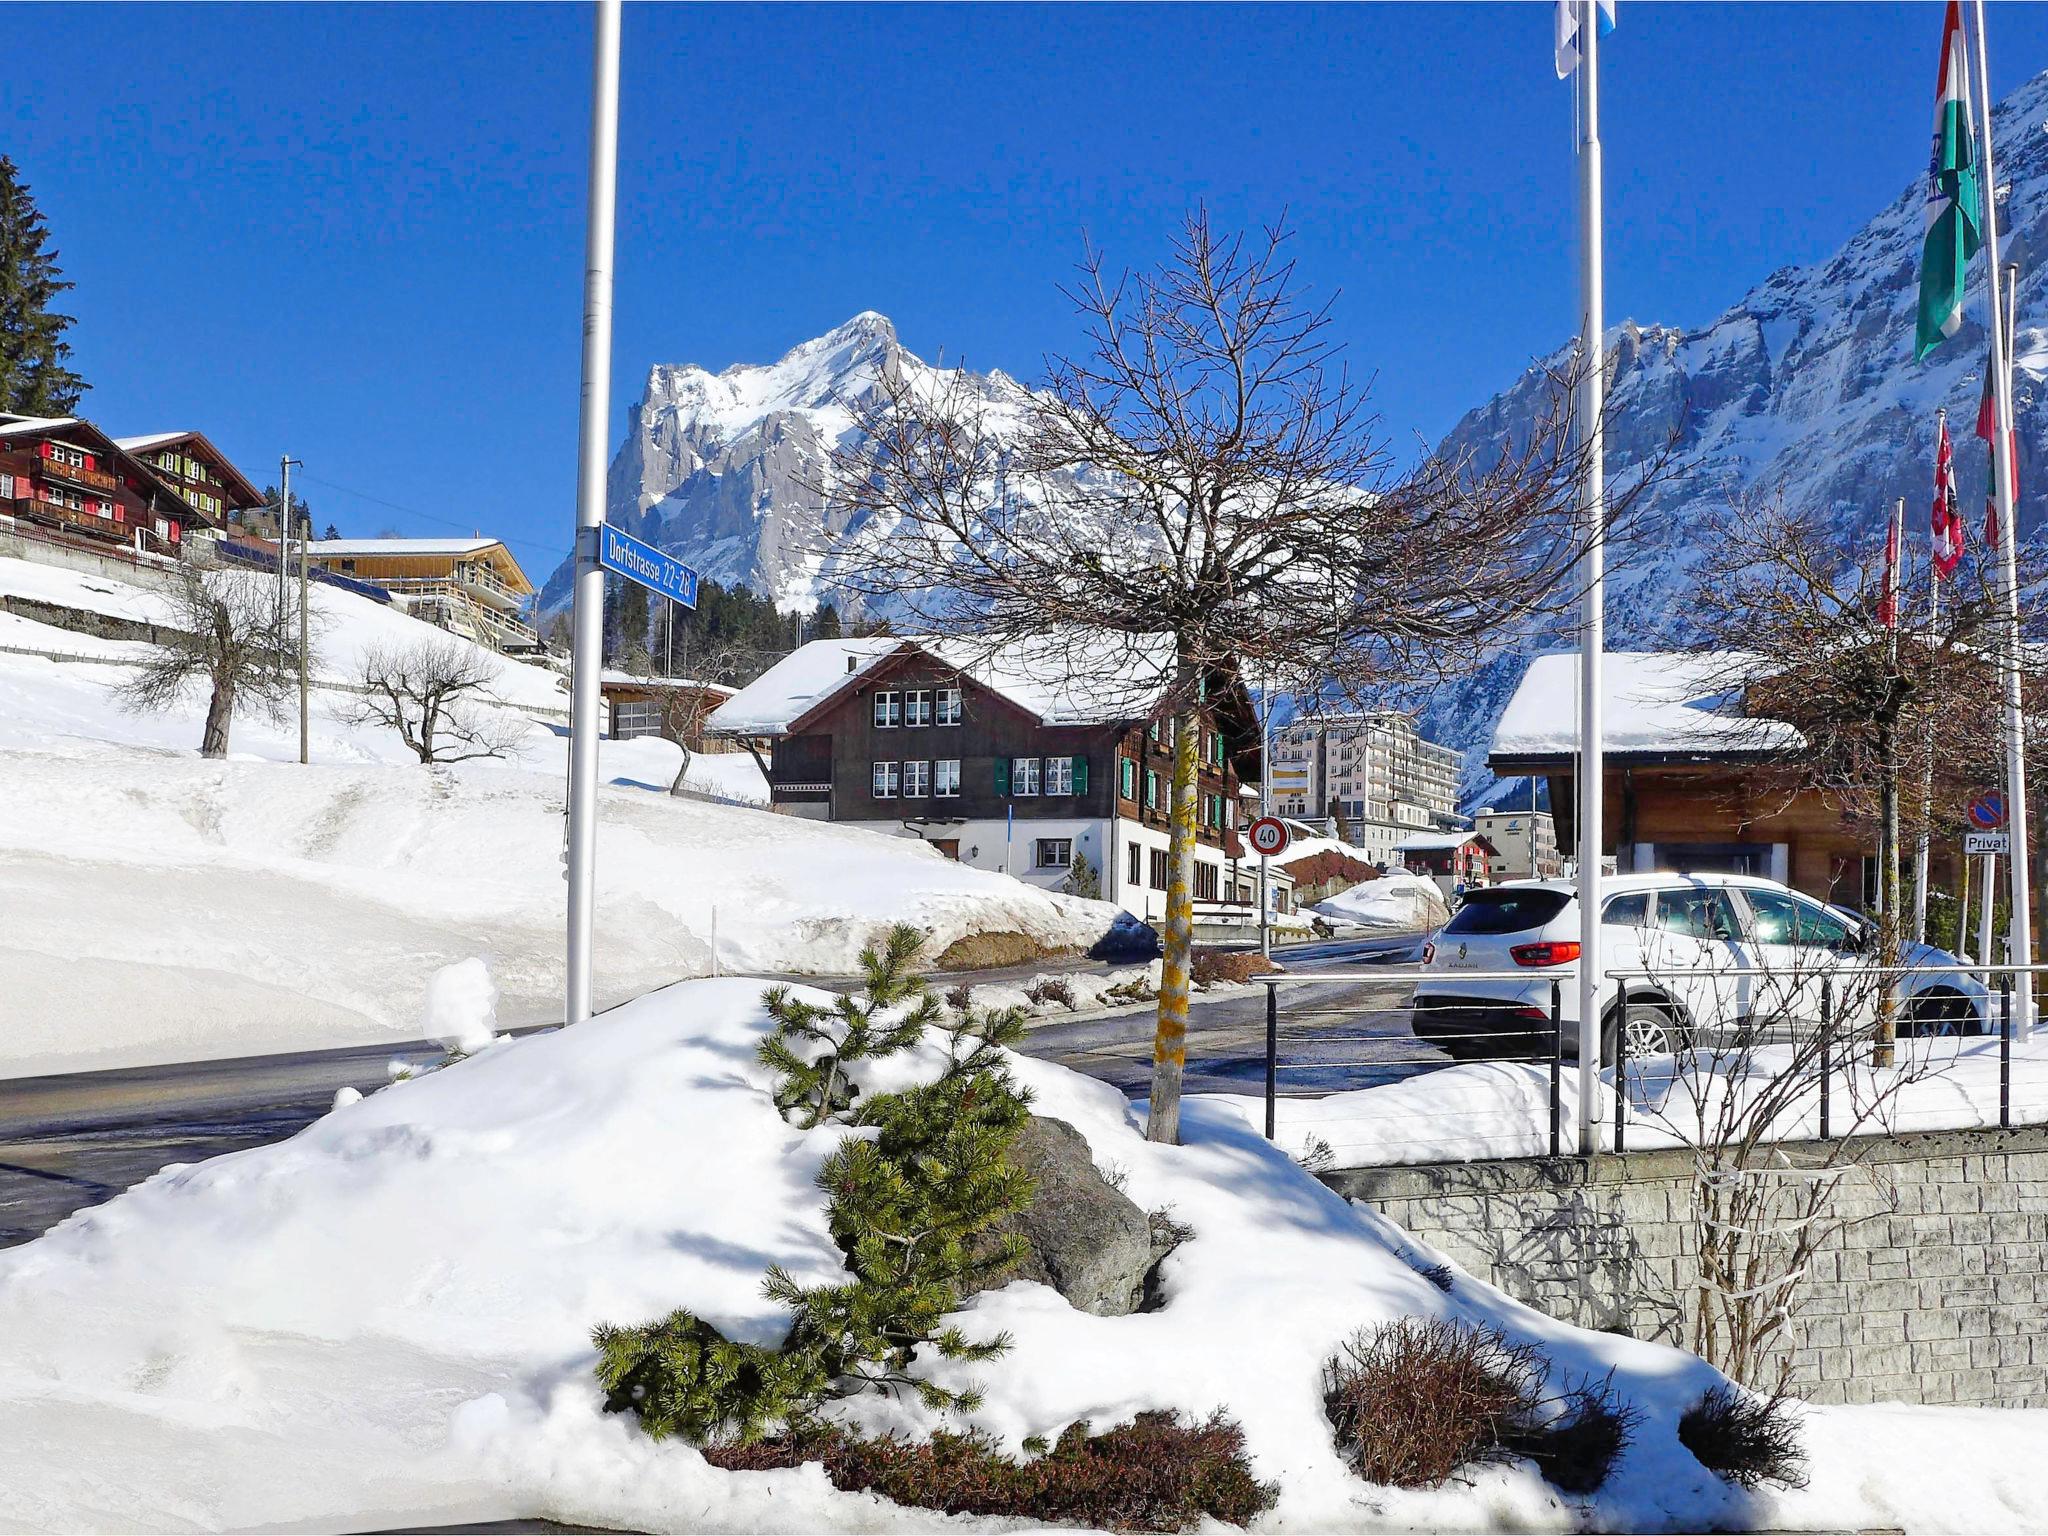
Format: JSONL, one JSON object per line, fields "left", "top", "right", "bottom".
{"left": 1421, "top": 66, "right": 2048, "bottom": 801}
{"left": 554, "top": 69, "right": 2048, "bottom": 807}
{"left": 537, "top": 312, "right": 1023, "bottom": 616}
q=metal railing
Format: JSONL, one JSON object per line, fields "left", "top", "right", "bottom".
{"left": 1254, "top": 960, "right": 2046, "bottom": 1167}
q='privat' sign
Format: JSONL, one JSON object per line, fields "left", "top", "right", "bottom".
{"left": 1966, "top": 831, "right": 2012, "bottom": 857}
{"left": 598, "top": 522, "right": 699, "bottom": 609}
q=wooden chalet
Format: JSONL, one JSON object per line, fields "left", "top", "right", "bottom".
{"left": 114, "top": 430, "right": 265, "bottom": 535}
{"left": 304, "top": 537, "right": 541, "bottom": 656}
{"left": 1489, "top": 650, "right": 1893, "bottom": 906}
{"left": 707, "top": 633, "right": 1297, "bottom": 919}
{"left": 0, "top": 416, "right": 212, "bottom": 557}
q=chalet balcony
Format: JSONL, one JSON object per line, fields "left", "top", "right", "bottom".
{"left": 401, "top": 587, "right": 540, "bottom": 655}
{"left": 376, "top": 565, "right": 525, "bottom": 611}
{"left": 39, "top": 459, "right": 118, "bottom": 494}
{"left": 19, "top": 498, "right": 126, "bottom": 541}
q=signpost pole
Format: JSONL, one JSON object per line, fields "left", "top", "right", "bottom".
{"left": 565, "top": 0, "right": 621, "bottom": 1028}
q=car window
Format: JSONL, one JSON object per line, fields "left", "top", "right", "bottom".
{"left": 1795, "top": 900, "right": 1855, "bottom": 950}
{"left": 1745, "top": 890, "right": 1802, "bottom": 946}
{"left": 1443, "top": 889, "right": 1572, "bottom": 935}
{"left": 1603, "top": 893, "right": 1650, "bottom": 927}
{"left": 1653, "top": 888, "right": 1742, "bottom": 942}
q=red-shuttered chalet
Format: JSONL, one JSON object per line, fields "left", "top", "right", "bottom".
{"left": 0, "top": 415, "right": 214, "bottom": 556}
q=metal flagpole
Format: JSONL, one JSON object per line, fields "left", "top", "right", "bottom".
{"left": 1258, "top": 665, "right": 1272, "bottom": 960}
{"left": 565, "top": 0, "right": 622, "bottom": 1027}
{"left": 1912, "top": 515, "right": 1940, "bottom": 945}
{"left": 1573, "top": 0, "right": 1607, "bottom": 1154}
{"left": 1969, "top": 0, "right": 2033, "bottom": 1035}
{"left": 298, "top": 501, "right": 310, "bottom": 765}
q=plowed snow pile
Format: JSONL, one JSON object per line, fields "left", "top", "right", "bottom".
{"left": 0, "top": 979, "right": 2036, "bottom": 1534}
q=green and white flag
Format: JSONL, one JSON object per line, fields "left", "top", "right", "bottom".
{"left": 1916, "top": 0, "right": 1983, "bottom": 360}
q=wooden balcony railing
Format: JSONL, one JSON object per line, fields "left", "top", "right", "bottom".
{"left": 39, "top": 459, "right": 119, "bottom": 494}
{"left": 19, "top": 498, "right": 126, "bottom": 541}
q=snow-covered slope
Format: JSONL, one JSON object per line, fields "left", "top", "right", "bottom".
{"left": 539, "top": 312, "right": 1029, "bottom": 616}
{"left": 1429, "top": 67, "right": 2048, "bottom": 801}
{"left": 0, "top": 562, "right": 1126, "bottom": 1077}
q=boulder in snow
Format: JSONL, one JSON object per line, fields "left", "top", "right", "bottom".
{"left": 984, "top": 1115, "right": 1158, "bottom": 1317}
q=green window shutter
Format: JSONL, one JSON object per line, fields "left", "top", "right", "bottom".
{"left": 1072, "top": 755, "right": 1088, "bottom": 795}
{"left": 1120, "top": 757, "right": 1134, "bottom": 798}
{"left": 994, "top": 757, "right": 1009, "bottom": 796}
{"left": 1145, "top": 769, "right": 1157, "bottom": 808}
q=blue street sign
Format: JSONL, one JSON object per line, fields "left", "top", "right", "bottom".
{"left": 597, "top": 522, "right": 698, "bottom": 609}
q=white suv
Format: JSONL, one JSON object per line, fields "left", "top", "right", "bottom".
{"left": 1411, "top": 871, "right": 1990, "bottom": 1063}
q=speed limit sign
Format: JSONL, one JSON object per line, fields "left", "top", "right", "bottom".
{"left": 1246, "top": 815, "right": 1291, "bottom": 858}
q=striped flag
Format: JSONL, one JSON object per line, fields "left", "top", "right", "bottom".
{"left": 1978, "top": 350, "right": 2019, "bottom": 548}
{"left": 1933, "top": 413, "right": 1966, "bottom": 576}
{"left": 1881, "top": 504, "right": 1902, "bottom": 629}
{"left": 1554, "top": 0, "right": 1615, "bottom": 78}
{"left": 1915, "top": 0, "right": 1984, "bottom": 360}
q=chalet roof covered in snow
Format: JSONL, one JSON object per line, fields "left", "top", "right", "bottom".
{"left": 707, "top": 631, "right": 1178, "bottom": 736}
{"left": 1489, "top": 651, "right": 1805, "bottom": 765}
{"left": 307, "top": 538, "right": 503, "bottom": 557}
{"left": 1392, "top": 830, "right": 1485, "bottom": 853}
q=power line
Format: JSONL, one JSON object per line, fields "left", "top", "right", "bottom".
{"left": 291, "top": 469, "right": 572, "bottom": 569}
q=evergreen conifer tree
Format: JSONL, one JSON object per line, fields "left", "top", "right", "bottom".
{"left": 0, "top": 157, "right": 85, "bottom": 416}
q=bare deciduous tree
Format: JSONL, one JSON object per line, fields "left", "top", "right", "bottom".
{"left": 349, "top": 638, "right": 527, "bottom": 765}
{"left": 118, "top": 562, "right": 300, "bottom": 758}
{"left": 662, "top": 649, "right": 746, "bottom": 798}
{"left": 817, "top": 212, "right": 1642, "bottom": 1143}
{"left": 1687, "top": 499, "right": 2045, "bottom": 1062}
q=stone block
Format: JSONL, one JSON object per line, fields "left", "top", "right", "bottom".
{"left": 1948, "top": 1212, "right": 1993, "bottom": 1246}
{"left": 1905, "top": 1308, "right": 1960, "bottom": 1342}
{"left": 1910, "top": 1245, "right": 1964, "bottom": 1278}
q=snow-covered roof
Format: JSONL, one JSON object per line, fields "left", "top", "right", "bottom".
{"left": 598, "top": 669, "right": 735, "bottom": 694}
{"left": 707, "top": 632, "right": 1177, "bottom": 736}
{"left": 1490, "top": 651, "right": 1804, "bottom": 761}
{"left": 1393, "top": 831, "right": 1484, "bottom": 853}
{"left": 307, "top": 538, "right": 503, "bottom": 557}
{"left": 114, "top": 431, "right": 192, "bottom": 452}
{"left": 0, "top": 416, "right": 81, "bottom": 439}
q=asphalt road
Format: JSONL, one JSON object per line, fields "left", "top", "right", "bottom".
{"left": 0, "top": 930, "right": 1438, "bottom": 1249}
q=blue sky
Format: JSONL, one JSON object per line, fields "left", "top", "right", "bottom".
{"left": 9, "top": 2, "right": 2048, "bottom": 585}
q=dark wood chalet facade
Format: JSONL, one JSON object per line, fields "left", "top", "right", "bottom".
{"left": 0, "top": 416, "right": 217, "bottom": 557}
{"left": 710, "top": 637, "right": 1296, "bottom": 919}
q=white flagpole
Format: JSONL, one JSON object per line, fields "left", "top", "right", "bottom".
{"left": 1969, "top": 0, "right": 2032, "bottom": 1035}
{"left": 1912, "top": 490, "right": 1940, "bottom": 945}
{"left": 566, "top": 0, "right": 622, "bottom": 1026}
{"left": 1574, "top": 0, "right": 1607, "bottom": 1154}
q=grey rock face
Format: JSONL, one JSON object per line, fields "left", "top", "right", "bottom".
{"left": 1421, "top": 68, "right": 2048, "bottom": 805}
{"left": 987, "top": 1115, "right": 1159, "bottom": 1317}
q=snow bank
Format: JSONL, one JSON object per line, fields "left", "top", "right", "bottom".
{"left": 0, "top": 625, "right": 1112, "bottom": 1076}
{"left": 1262, "top": 1032, "right": 2048, "bottom": 1169}
{"left": 1315, "top": 870, "right": 1449, "bottom": 931}
{"left": 0, "top": 977, "right": 2027, "bottom": 1533}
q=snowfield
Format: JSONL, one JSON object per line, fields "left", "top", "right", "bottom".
{"left": 0, "top": 558, "right": 1126, "bottom": 1077}
{"left": 0, "top": 978, "right": 2038, "bottom": 1534}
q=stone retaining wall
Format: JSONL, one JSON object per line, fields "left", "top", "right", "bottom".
{"left": 1321, "top": 1124, "right": 2048, "bottom": 1407}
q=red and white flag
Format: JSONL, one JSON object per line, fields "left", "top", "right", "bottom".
{"left": 1978, "top": 346, "right": 2019, "bottom": 549}
{"left": 1932, "top": 413, "right": 1966, "bottom": 576}
{"left": 1881, "top": 504, "right": 1902, "bottom": 629}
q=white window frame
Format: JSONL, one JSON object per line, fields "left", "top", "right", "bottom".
{"left": 936, "top": 687, "right": 962, "bottom": 725}
{"left": 934, "top": 758, "right": 960, "bottom": 798}
{"left": 1036, "top": 837, "right": 1073, "bottom": 870}
{"left": 903, "top": 759, "right": 931, "bottom": 797}
{"left": 1044, "top": 755, "right": 1073, "bottom": 796}
{"left": 872, "top": 760, "right": 899, "bottom": 798}
{"left": 50, "top": 443, "right": 84, "bottom": 469}
{"left": 1012, "top": 756, "right": 1041, "bottom": 796}
{"left": 873, "top": 691, "right": 900, "bottom": 728}
{"left": 903, "top": 689, "right": 932, "bottom": 727}
{"left": 613, "top": 700, "right": 663, "bottom": 740}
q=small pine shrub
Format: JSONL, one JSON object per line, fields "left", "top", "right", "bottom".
{"left": 1026, "top": 976, "right": 1077, "bottom": 1009}
{"left": 1060, "top": 850, "right": 1103, "bottom": 900}
{"left": 945, "top": 982, "right": 974, "bottom": 1012}
{"left": 1407, "top": 1257, "right": 1455, "bottom": 1293}
{"left": 704, "top": 1411, "right": 1277, "bottom": 1531}
{"left": 1678, "top": 1384, "right": 1808, "bottom": 1490}
{"left": 1190, "top": 948, "right": 1279, "bottom": 987}
{"left": 1322, "top": 1319, "right": 1633, "bottom": 1494}
{"left": 594, "top": 925, "right": 1037, "bottom": 1441}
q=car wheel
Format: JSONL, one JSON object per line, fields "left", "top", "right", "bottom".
{"left": 1602, "top": 1000, "right": 1683, "bottom": 1066}
{"left": 1903, "top": 987, "right": 1980, "bottom": 1038}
